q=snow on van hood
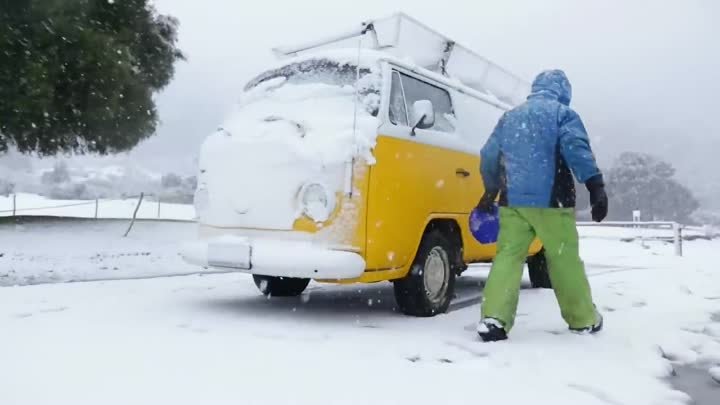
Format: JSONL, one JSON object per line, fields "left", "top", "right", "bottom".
{"left": 221, "top": 77, "right": 379, "bottom": 165}
{"left": 196, "top": 77, "right": 379, "bottom": 230}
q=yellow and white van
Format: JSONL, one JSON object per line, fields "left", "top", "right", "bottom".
{"left": 181, "top": 14, "right": 545, "bottom": 316}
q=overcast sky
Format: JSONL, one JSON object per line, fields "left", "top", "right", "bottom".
{"left": 35, "top": 0, "right": 720, "bottom": 202}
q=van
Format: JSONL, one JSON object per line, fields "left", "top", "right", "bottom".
{"left": 181, "top": 13, "right": 548, "bottom": 316}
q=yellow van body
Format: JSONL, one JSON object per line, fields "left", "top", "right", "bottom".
{"left": 296, "top": 113, "right": 544, "bottom": 286}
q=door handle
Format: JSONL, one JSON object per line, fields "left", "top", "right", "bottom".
{"left": 456, "top": 168, "right": 471, "bottom": 177}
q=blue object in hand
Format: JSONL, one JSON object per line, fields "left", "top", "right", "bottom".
{"left": 469, "top": 205, "right": 500, "bottom": 244}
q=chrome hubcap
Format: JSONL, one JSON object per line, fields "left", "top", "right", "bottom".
{"left": 423, "top": 247, "right": 450, "bottom": 303}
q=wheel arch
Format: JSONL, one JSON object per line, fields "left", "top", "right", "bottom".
{"left": 421, "top": 216, "right": 465, "bottom": 272}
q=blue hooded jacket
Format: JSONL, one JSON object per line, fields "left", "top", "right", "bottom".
{"left": 480, "top": 70, "right": 602, "bottom": 208}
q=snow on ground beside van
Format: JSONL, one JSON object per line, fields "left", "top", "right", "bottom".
{"left": 0, "top": 215, "right": 712, "bottom": 287}
{"left": 0, "top": 193, "right": 194, "bottom": 220}
{"left": 1, "top": 220, "right": 719, "bottom": 404}
{"left": 0, "top": 220, "right": 196, "bottom": 286}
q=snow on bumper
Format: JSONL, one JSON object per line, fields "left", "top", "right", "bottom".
{"left": 180, "top": 236, "right": 365, "bottom": 280}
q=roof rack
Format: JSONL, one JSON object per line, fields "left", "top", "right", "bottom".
{"left": 273, "top": 13, "right": 531, "bottom": 106}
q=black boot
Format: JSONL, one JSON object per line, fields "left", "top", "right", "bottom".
{"left": 569, "top": 312, "right": 604, "bottom": 334}
{"left": 477, "top": 318, "right": 508, "bottom": 342}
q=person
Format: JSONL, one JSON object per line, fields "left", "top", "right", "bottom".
{"left": 475, "top": 69, "right": 608, "bottom": 342}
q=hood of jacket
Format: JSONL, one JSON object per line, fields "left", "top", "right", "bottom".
{"left": 529, "top": 69, "right": 572, "bottom": 106}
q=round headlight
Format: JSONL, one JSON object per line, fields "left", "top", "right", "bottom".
{"left": 299, "top": 182, "right": 335, "bottom": 223}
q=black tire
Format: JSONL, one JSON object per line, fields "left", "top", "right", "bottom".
{"left": 527, "top": 249, "right": 552, "bottom": 289}
{"left": 393, "top": 230, "right": 458, "bottom": 317}
{"left": 253, "top": 275, "right": 310, "bottom": 297}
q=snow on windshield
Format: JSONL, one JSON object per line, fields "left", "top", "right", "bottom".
{"left": 246, "top": 59, "right": 364, "bottom": 90}
{"left": 243, "top": 59, "right": 380, "bottom": 117}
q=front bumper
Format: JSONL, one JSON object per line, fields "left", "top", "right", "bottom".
{"left": 180, "top": 236, "right": 366, "bottom": 280}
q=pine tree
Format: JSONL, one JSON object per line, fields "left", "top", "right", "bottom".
{"left": 0, "top": 0, "right": 184, "bottom": 155}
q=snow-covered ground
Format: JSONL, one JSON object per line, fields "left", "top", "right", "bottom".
{"left": 0, "top": 220, "right": 196, "bottom": 286}
{"left": 0, "top": 193, "right": 194, "bottom": 221}
{"left": 1, "top": 220, "right": 719, "bottom": 404}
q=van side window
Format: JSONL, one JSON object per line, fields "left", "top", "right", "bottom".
{"left": 389, "top": 71, "right": 409, "bottom": 126}
{"left": 399, "top": 73, "right": 455, "bottom": 132}
{"left": 452, "top": 92, "right": 505, "bottom": 149}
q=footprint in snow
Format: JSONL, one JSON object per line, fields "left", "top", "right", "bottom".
{"left": 445, "top": 341, "right": 489, "bottom": 358}
{"left": 702, "top": 324, "right": 720, "bottom": 338}
{"left": 13, "top": 307, "right": 67, "bottom": 318}
{"left": 177, "top": 323, "right": 208, "bottom": 334}
{"left": 39, "top": 306, "right": 68, "bottom": 314}
{"left": 710, "top": 367, "right": 720, "bottom": 384}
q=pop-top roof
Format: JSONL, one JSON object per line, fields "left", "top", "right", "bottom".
{"left": 273, "top": 13, "right": 531, "bottom": 106}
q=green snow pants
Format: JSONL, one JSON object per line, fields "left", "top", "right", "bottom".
{"left": 481, "top": 207, "right": 597, "bottom": 332}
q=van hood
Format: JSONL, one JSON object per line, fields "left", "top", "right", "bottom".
{"left": 195, "top": 81, "right": 378, "bottom": 230}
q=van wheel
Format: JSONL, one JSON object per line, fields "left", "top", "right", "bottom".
{"left": 527, "top": 249, "right": 552, "bottom": 289}
{"left": 253, "top": 275, "right": 310, "bottom": 297}
{"left": 393, "top": 230, "right": 457, "bottom": 317}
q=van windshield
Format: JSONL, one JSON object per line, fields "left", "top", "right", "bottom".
{"left": 244, "top": 59, "right": 380, "bottom": 116}
{"left": 246, "top": 59, "right": 370, "bottom": 89}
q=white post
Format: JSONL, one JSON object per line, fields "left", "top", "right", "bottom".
{"left": 12, "top": 194, "right": 16, "bottom": 217}
{"left": 157, "top": 196, "right": 161, "bottom": 219}
{"left": 633, "top": 210, "right": 645, "bottom": 247}
{"left": 632, "top": 210, "right": 641, "bottom": 226}
{"left": 673, "top": 222, "right": 683, "bottom": 257}
{"left": 94, "top": 199, "right": 99, "bottom": 219}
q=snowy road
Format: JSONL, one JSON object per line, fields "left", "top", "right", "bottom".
{"left": 2, "top": 220, "right": 720, "bottom": 404}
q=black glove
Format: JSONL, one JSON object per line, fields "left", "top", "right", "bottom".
{"left": 585, "top": 175, "right": 608, "bottom": 222}
{"left": 476, "top": 190, "right": 498, "bottom": 213}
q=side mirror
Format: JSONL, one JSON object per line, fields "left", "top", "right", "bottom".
{"left": 410, "top": 100, "right": 435, "bottom": 135}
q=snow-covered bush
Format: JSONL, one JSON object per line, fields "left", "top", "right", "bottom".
{"left": 606, "top": 152, "right": 700, "bottom": 223}
{"left": 0, "top": 178, "right": 14, "bottom": 196}
{"left": 41, "top": 162, "right": 71, "bottom": 185}
{"left": 158, "top": 173, "right": 196, "bottom": 204}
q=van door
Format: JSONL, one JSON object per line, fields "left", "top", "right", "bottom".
{"left": 450, "top": 92, "right": 507, "bottom": 261}
{"left": 365, "top": 69, "right": 472, "bottom": 271}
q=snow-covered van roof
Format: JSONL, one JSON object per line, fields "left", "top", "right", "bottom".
{"left": 272, "top": 13, "right": 531, "bottom": 107}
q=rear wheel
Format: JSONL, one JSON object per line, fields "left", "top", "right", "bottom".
{"left": 527, "top": 249, "right": 552, "bottom": 289}
{"left": 393, "top": 230, "right": 457, "bottom": 317}
{"left": 253, "top": 275, "right": 310, "bottom": 297}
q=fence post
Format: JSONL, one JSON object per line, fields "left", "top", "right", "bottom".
{"left": 633, "top": 210, "right": 646, "bottom": 248}
{"left": 157, "top": 196, "right": 161, "bottom": 219}
{"left": 94, "top": 199, "right": 99, "bottom": 219}
{"left": 123, "top": 193, "right": 144, "bottom": 237}
{"left": 12, "top": 194, "right": 16, "bottom": 217}
{"left": 632, "top": 210, "right": 641, "bottom": 227}
{"left": 673, "top": 222, "right": 683, "bottom": 257}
